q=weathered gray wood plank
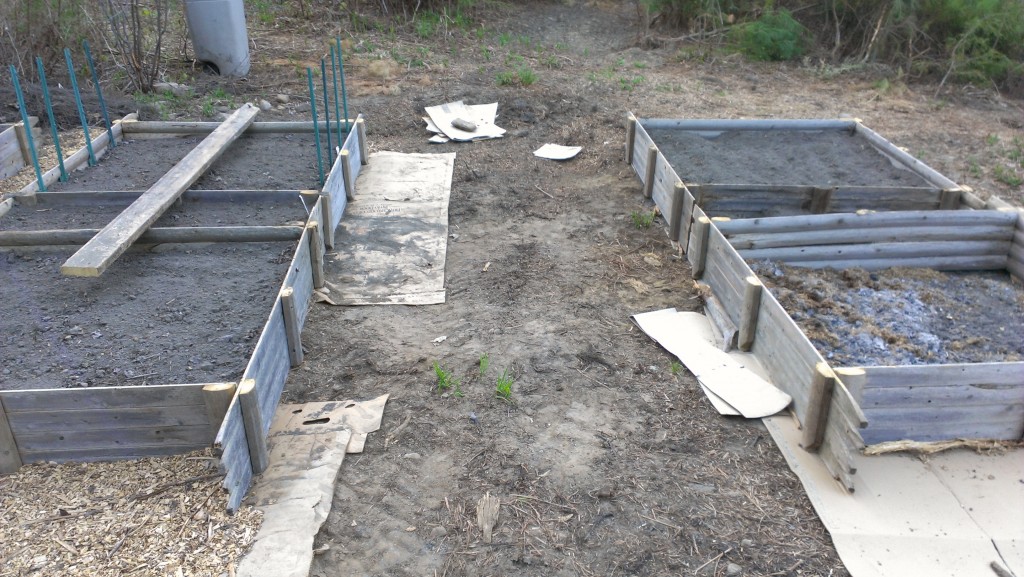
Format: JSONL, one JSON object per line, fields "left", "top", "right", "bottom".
{"left": 860, "top": 383, "right": 1024, "bottom": 408}
{"left": 0, "top": 384, "right": 206, "bottom": 412}
{"left": 61, "top": 104, "right": 259, "bottom": 277}
{"left": 15, "top": 424, "right": 212, "bottom": 452}
{"left": 120, "top": 119, "right": 356, "bottom": 135}
{"left": 0, "top": 396, "right": 22, "bottom": 473}
{"left": 20, "top": 445, "right": 208, "bottom": 464}
{"left": 856, "top": 362, "right": 1024, "bottom": 388}
{"left": 6, "top": 405, "right": 210, "bottom": 433}
{"left": 716, "top": 210, "right": 1018, "bottom": 235}
{"left": 739, "top": 240, "right": 1011, "bottom": 263}
{"left": 791, "top": 255, "right": 1007, "bottom": 271}
{"left": 1, "top": 226, "right": 304, "bottom": 247}
{"left": 33, "top": 190, "right": 305, "bottom": 205}
{"left": 726, "top": 224, "right": 1015, "bottom": 250}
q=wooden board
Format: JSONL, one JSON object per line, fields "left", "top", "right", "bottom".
{"left": 32, "top": 190, "right": 305, "bottom": 205}
{"left": 716, "top": 209, "right": 1018, "bottom": 236}
{"left": 60, "top": 104, "right": 259, "bottom": 277}
{"left": 120, "top": 120, "right": 358, "bottom": 135}
{"left": 859, "top": 383, "right": 1024, "bottom": 408}
{"left": 19, "top": 445, "right": 209, "bottom": 464}
{"left": 791, "top": 255, "right": 1007, "bottom": 271}
{"left": 0, "top": 384, "right": 206, "bottom": 412}
{"left": 854, "top": 122, "right": 960, "bottom": 190}
{"left": 726, "top": 224, "right": 1015, "bottom": 250}
{"left": 5, "top": 404, "right": 210, "bottom": 432}
{"left": 739, "top": 240, "right": 1012, "bottom": 262}
{"left": 215, "top": 397, "right": 253, "bottom": 513}
{"left": 1, "top": 226, "right": 305, "bottom": 247}
{"left": 855, "top": 362, "right": 1024, "bottom": 388}
{"left": 861, "top": 405, "right": 1024, "bottom": 444}
{"left": 14, "top": 424, "right": 212, "bottom": 453}
{"left": 0, "top": 396, "right": 21, "bottom": 473}
{"left": 640, "top": 118, "right": 857, "bottom": 132}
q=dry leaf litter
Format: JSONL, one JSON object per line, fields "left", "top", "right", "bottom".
{"left": 1, "top": 450, "right": 262, "bottom": 577}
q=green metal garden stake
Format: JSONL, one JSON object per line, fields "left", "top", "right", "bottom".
{"left": 307, "top": 68, "right": 324, "bottom": 186}
{"left": 9, "top": 65, "right": 45, "bottom": 191}
{"left": 36, "top": 57, "right": 67, "bottom": 182}
{"left": 64, "top": 48, "right": 96, "bottom": 166}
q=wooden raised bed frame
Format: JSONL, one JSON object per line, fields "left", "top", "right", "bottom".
{"left": 627, "top": 114, "right": 1024, "bottom": 492}
{"left": 0, "top": 114, "right": 369, "bottom": 511}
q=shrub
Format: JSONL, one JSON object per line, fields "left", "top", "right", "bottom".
{"left": 732, "top": 8, "right": 806, "bottom": 61}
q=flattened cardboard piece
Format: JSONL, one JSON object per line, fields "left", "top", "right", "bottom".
{"left": 533, "top": 143, "right": 582, "bottom": 160}
{"left": 321, "top": 151, "right": 455, "bottom": 305}
{"left": 238, "top": 395, "right": 389, "bottom": 577}
{"left": 634, "top": 308, "right": 791, "bottom": 418}
{"left": 424, "top": 101, "right": 505, "bottom": 141}
{"left": 764, "top": 415, "right": 1024, "bottom": 577}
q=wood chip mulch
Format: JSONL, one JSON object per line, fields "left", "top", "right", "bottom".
{"left": 0, "top": 450, "right": 262, "bottom": 577}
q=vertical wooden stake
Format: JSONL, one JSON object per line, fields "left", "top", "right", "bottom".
{"left": 801, "top": 362, "right": 836, "bottom": 452}
{"left": 202, "top": 382, "right": 236, "bottom": 440}
{"left": 690, "top": 216, "right": 711, "bottom": 279}
{"left": 809, "top": 187, "right": 833, "bottom": 214}
{"left": 939, "top": 189, "right": 961, "bottom": 210}
{"left": 237, "top": 379, "right": 269, "bottom": 474}
{"left": 281, "top": 287, "right": 304, "bottom": 367}
{"left": 681, "top": 189, "right": 695, "bottom": 253}
{"left": 356, "top": 117, "right": 369, "bottom": 165}
{"left": 643, "top": 145, "right": 658, "bottom": 199}
{"left": 625, "top": 113, "right": 637, "bottom": 165}
{"left": 834, "top": 367, "right": 867, "bottom": 403}
{"left": 340, "top": 149, "right": 354, "bottom": 201}
{"left": 738, "top": 275, "right": 763, "bottom": 351}
{"left": 320, "top": 193, "right": 335, "bottom": 250}
{"left": 13, "top": 118, "right": 36, "bottom": 166}
{"left": 307, "top": 221, "right": 325, "bottom": 289}
{"left": 669, "top": 182, "right": 686, "bottom": 242}
{"left": 0, "top": 395, "right": 23, "bottom": 474}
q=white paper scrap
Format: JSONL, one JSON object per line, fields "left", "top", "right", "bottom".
{"left": 425, "top": 100, "right": 505, "bottom": 142}
{"left": 533, "top": 143, "right": 582, "bottom": 160}
{"left": 633, "top": 308, "right": 792, "bottom": 418}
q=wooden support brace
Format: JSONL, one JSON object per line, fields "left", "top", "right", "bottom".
{"left": 281, "top": 287, "right": 304, "bottom": 367}
{"left": 643, "top": 145, "right": 657, "bottom": 199}
{"left": 809, "top": 187, "right": 833, "bottom": 214}
{"left": 202, "top": 382, "right": 236, "bottom": 440}
{"left": 690, "top": 216, "right": 711, "bottom": 279}
{"left": 738, "top": 275, "right": 763, "bottom": 351}
{"left": 356, "top": 117, "right": 369, "bottom": 165}
{"left": 681, "top": 189, "right": 695, "bottom": 253}
{"left": 801, "top": 362, "right": 837, "bottom": 452}
{"left": 625, "top": 113, "right": 637, "bottom": 165}
{"left": 60, "top": 104, "right": 259, "bottom": 277}
{"left": 939, "top": 189, "right": 961, "bottom": 210}
{"left": 340, "top": 149, "right": 354, "bottom": 201}
{"left": 307, "top": 221, "right": 326, "bottom": 289}
{"left": 0, "top": 226, "right": 304, "bottom": 247}
{"left": 237, "top": 379, "right": 269, "bottom": 474}
{"left": 669, "top": 182, "right": 686, "bottom": 242}
{"left": 320, "top": 193, "right": 335, "bottom": 250}
{"left": 0, "top": 395, "right": 23, "bottom": 474}
{"left": 13, "top": 117, "right": 38, "bottom": 165}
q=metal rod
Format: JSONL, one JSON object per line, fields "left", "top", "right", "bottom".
{"left": 64, "top": 48, "right": 96, "bottom": 166}
{"left": 320, "top": 58, "right": 333, "bottom": 165}
{"left": 82, "top": 40, "right": 114, "bottom": 148}
{"left": 337, "top": 37, "right": 349, "bottom": 133}
{"left": 330, "top": 43, "right": 342, "bottom": 152}
{"left": 36, "top": 57, "right": 68, "bottom": 182}
{"left": 306, "top": 68, "right": 324, "bottom": 186}
{"left": 8, "top": 65, "right": 45, "bottom": 191}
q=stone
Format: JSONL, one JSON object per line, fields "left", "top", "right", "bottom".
{"left": 429, "top": 526, "right": 447, "bottom": 539}
{"left": 726, "top": 562, "right": 742, "bottom": 576}
{"left": 275, "top": 93, "right": 290, "bottom": 104}
{"left": 259, "top": 99, "right": 272, "bottom": 111}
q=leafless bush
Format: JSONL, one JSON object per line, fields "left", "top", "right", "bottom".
{"left": 99, "top": 0, "right": 171, "bottom": 92}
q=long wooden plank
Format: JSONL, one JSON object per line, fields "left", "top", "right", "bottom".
{"left": 1, "top": 226, "right": 304, "bottom": 247}
{"left": 716, "top": 210, "right": 1017, "bottom": 235}
{"left": 860, "top": 384, "right": 1024, "bottom": 408}
{"left": 120, "top": 119, "right": 357, "bottom": 135}
{"left": 792, "top": 255, "right": 1007, "bottom": 271}
{"left": 33, "top": 190, "right": 305, "bottom": 205}
{"left": 740, "top": 240, "right": 1012, "bottom": 262}
{"left": 14, "top": 424, "right": 212, "bottom": 452}
{"left": 20, "top": 444, "right": 207, "bottom": 464}
{"left": 5, "top": 405, "right": 210, "bottom": 433}
{"left": 641, "top": 118, "right": 856, "bottom": 131}
{"left": 727, "top": 225, "right": 1015, "bottom": 250}
{"left": 856, "top": 362, "right": 1024, "bottom": 388}
{"left": 0, "top": 384, "right": 206, "bottom": 412}
{"left": 854, "top": 122, "right": 960, "bottom": 190}
{"left": 61, "top": 104, "right": 259, "bottom": 277}
{"left": 861, "top": 406, "right": 1024, "bottom": 443}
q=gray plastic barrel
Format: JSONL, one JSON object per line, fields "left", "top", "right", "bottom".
{"left": 183, "top": 0, "right": 251, "bottom": 77}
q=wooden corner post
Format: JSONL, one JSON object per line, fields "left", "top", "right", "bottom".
{"left": 202, "top": 382, "right": 236, "bottom": 439}
{"left": 738, "top": 276, "right": 763, "bottom": 351}
{"left": 0, "top": 395, "right": 23, "bottom": 474}
{"left": 356, "top": 117, "right": 369, "bottom": 165}
{"left": 801, "top": 362, "right": 837, "bottom": 452}
{"left": 643, "top": 145, "right": 658, "bottom": 199}
{"left": 340, "top": 149, "right": 354, "bottom": 201}
{"left": 690, "top": 216, "right": 711, "bottom": 279}
{"left": 670, "top": 182, "right": 686, "bottom": 242}
{"left": 625, "top": 113, "right": 637, "bottom": 165}
{"left": 237, "top": 379, "right": 269, "bottom": 474}
{"left": 280, "top": 287, "right": 304, "bottom": 367}
{"left": 307, "top": 221, "right": 325, "bottom": 289}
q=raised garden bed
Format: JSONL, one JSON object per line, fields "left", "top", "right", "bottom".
{"left": 0, "top": 112, "right": 369, "bottom": 511}
{"left": 627, "top": 114, "right": 1024, "bottom": 492}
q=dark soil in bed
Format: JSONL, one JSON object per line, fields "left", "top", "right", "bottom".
{"left": 752, "top": 262, "right": 1024, "bottom": 366}
{"left": 647, "top": 129, "right": 932, "bottom": 187}
{"left": 0, "top": 133, "right": 318, "bottom": 391}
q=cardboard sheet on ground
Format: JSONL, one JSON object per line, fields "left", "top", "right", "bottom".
{"left": 424, "top": 101, "right": 505, "bottom": 142}
{"left": 318, "top": 151, "right": 455, "bottom": 305}
{"left": 533, "top": 143, "right": 582, "bottom": 160}
{"left": 633, "top": 308, "right": 791, "bottom": 418}
{"left": 764, "top": 416, "right": 1024, "bottom": 577}
{"left": 237, "top": 395, "right": 389, "bottom": 577}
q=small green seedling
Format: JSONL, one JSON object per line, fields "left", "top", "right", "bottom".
{"left": 479, "top": 352, "right": 490, "bottom": 377}
{"left": 495, "top": 368, "right": 513, "bottom": 401}
{"left": 433, "top": 361, "right": 462, "bottom": 397}
{"left": 670, "top": 361, "right": 683, "bottom": 375}
{"left": 631, "top": 209, "right": 656, "bottom": 229}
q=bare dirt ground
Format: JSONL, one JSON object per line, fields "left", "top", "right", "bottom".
{"left": 2, "top": 0, "right": 1023, "bottom": 576}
